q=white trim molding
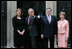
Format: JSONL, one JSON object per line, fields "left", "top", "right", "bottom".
{"left": 7, "top": 1, "right": 17, "bottom": 48}
{"left": 46, "top": 1, "right": 57, "bottom": 16}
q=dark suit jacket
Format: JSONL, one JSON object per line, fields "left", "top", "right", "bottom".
{"left": 41, "top": 15, "right": 57, "bottom": 37}
{"left": 25, "top": 16, "right": 38, "bottom": 36}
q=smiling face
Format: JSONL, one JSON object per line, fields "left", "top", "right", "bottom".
{"left": 59, "top": 12, "right": 66, "bottom": 20}
{"left": 16, "top": 10, "right": 21, "bottom": 16}
{"left": 60, "top": 14, "right": 65, "bottom": 20}
{"left": 46, "top": 9, "right": 52, "bottom": 16}
{"left": 28, "top": 9, "right": 34, "bottom": 16}
{"left": 16, "top": 8, "right": 23, "bottom": 16}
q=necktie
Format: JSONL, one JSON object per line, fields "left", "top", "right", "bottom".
{"left": 28, "top": 17, "right": 31, "bottom": 25}
{"left": 48, "top": 16, "right": 50, "bottom": 24}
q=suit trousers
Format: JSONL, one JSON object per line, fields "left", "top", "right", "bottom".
{"left": 30, "top": 36, "right": 38, "bottom": 48}
{"left": 26, "top": 30, "right": 38, "bottom": 48}
{"left": 43, "top": 36, "right": 54, "bottom": 48}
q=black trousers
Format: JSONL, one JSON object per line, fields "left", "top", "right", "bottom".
{"left": 43, "top": 36, "right": 54, "bottom": 48}
{"left": 25, "top": 30, "right": 37, "bottom": 48}
{"left": 30, "top": 36, "right": 37, "bottom": 48}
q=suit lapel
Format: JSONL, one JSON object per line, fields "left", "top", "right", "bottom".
{"left": 27, "top": 16, "right": 34, "bottom": 25}
{"left": 27, "top": 16, "right": 29, "bottom": 25}
{"left": 45, "top": 15, "right": 49, "bottom": 24}
{"left": 30, "top": 16, "right": 34, "bottom": 25}
{"left": 45, "top": 15, "right": 53, "bottom": 24}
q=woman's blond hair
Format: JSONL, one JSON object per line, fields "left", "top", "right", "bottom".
{"left": 16, "top": 8, "right": 23, "bottom": 16}
{"left": 59, "top": 11, "right": 66, "bottom": 18}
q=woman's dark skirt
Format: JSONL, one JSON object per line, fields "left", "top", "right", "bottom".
{"left": 14, "top": 31, "right": 25, "bottom": 47}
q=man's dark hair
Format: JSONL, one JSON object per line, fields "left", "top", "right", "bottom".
{"left": 46, "top": 8, "right": 52, "bottom": 11}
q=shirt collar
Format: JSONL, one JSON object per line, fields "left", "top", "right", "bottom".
{"left": 29, "top": 16, "right": 31, "bottom": 17}
{"left": 47, "top": 15, "right": 51, "bottom": 17}
{"left": 29, "top": 15, "right": 35, "bottom": 18}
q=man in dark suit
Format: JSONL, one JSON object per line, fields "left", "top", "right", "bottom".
{"left": 41, "top": 8, "right": 57, "bottom": 48}
{"left": 25, "top": 8, "right": 38, "bottom": 48}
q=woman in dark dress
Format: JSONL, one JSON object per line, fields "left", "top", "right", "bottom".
{"left": 12, "top": 8, "right": 25, "bottom": 48}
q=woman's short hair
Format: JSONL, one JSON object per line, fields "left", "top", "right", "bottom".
{"left": 59, "top": 11, "right": 66, "bottom": 17}
{"left": 16, "top": 8, "right": 23, "bottom": 16}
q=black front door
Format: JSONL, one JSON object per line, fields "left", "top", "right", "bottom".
{"left": 17, "top": 1, "right": 45, "bottom": 48}
{"left": 17, "top": 1, "right": 45, "bottom": 17}
{"left": 1, "top": 1, "right": 7, "bottom": 48}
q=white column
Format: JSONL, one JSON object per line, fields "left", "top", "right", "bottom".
{"left": 7, "top": 1, "right": 11, "bottom": 48}
{"left": 53, "top": 1, "right": 57, "bottom": 16}
{"left": 7, "top": 1, "right": 17, "bottom": 48}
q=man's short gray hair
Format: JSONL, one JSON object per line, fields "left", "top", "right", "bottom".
{"left": 46, "top": 8, "right": 52, "bottom": 11}
{"left": 28, "top": 8, "right": 34, "bottom": 12}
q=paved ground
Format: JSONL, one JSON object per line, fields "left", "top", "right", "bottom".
{"left": 1, "top": 38, "right": 71, "bottom": 48}
{"left": 48, "top": 38, "right": 71, "bottom": 48}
